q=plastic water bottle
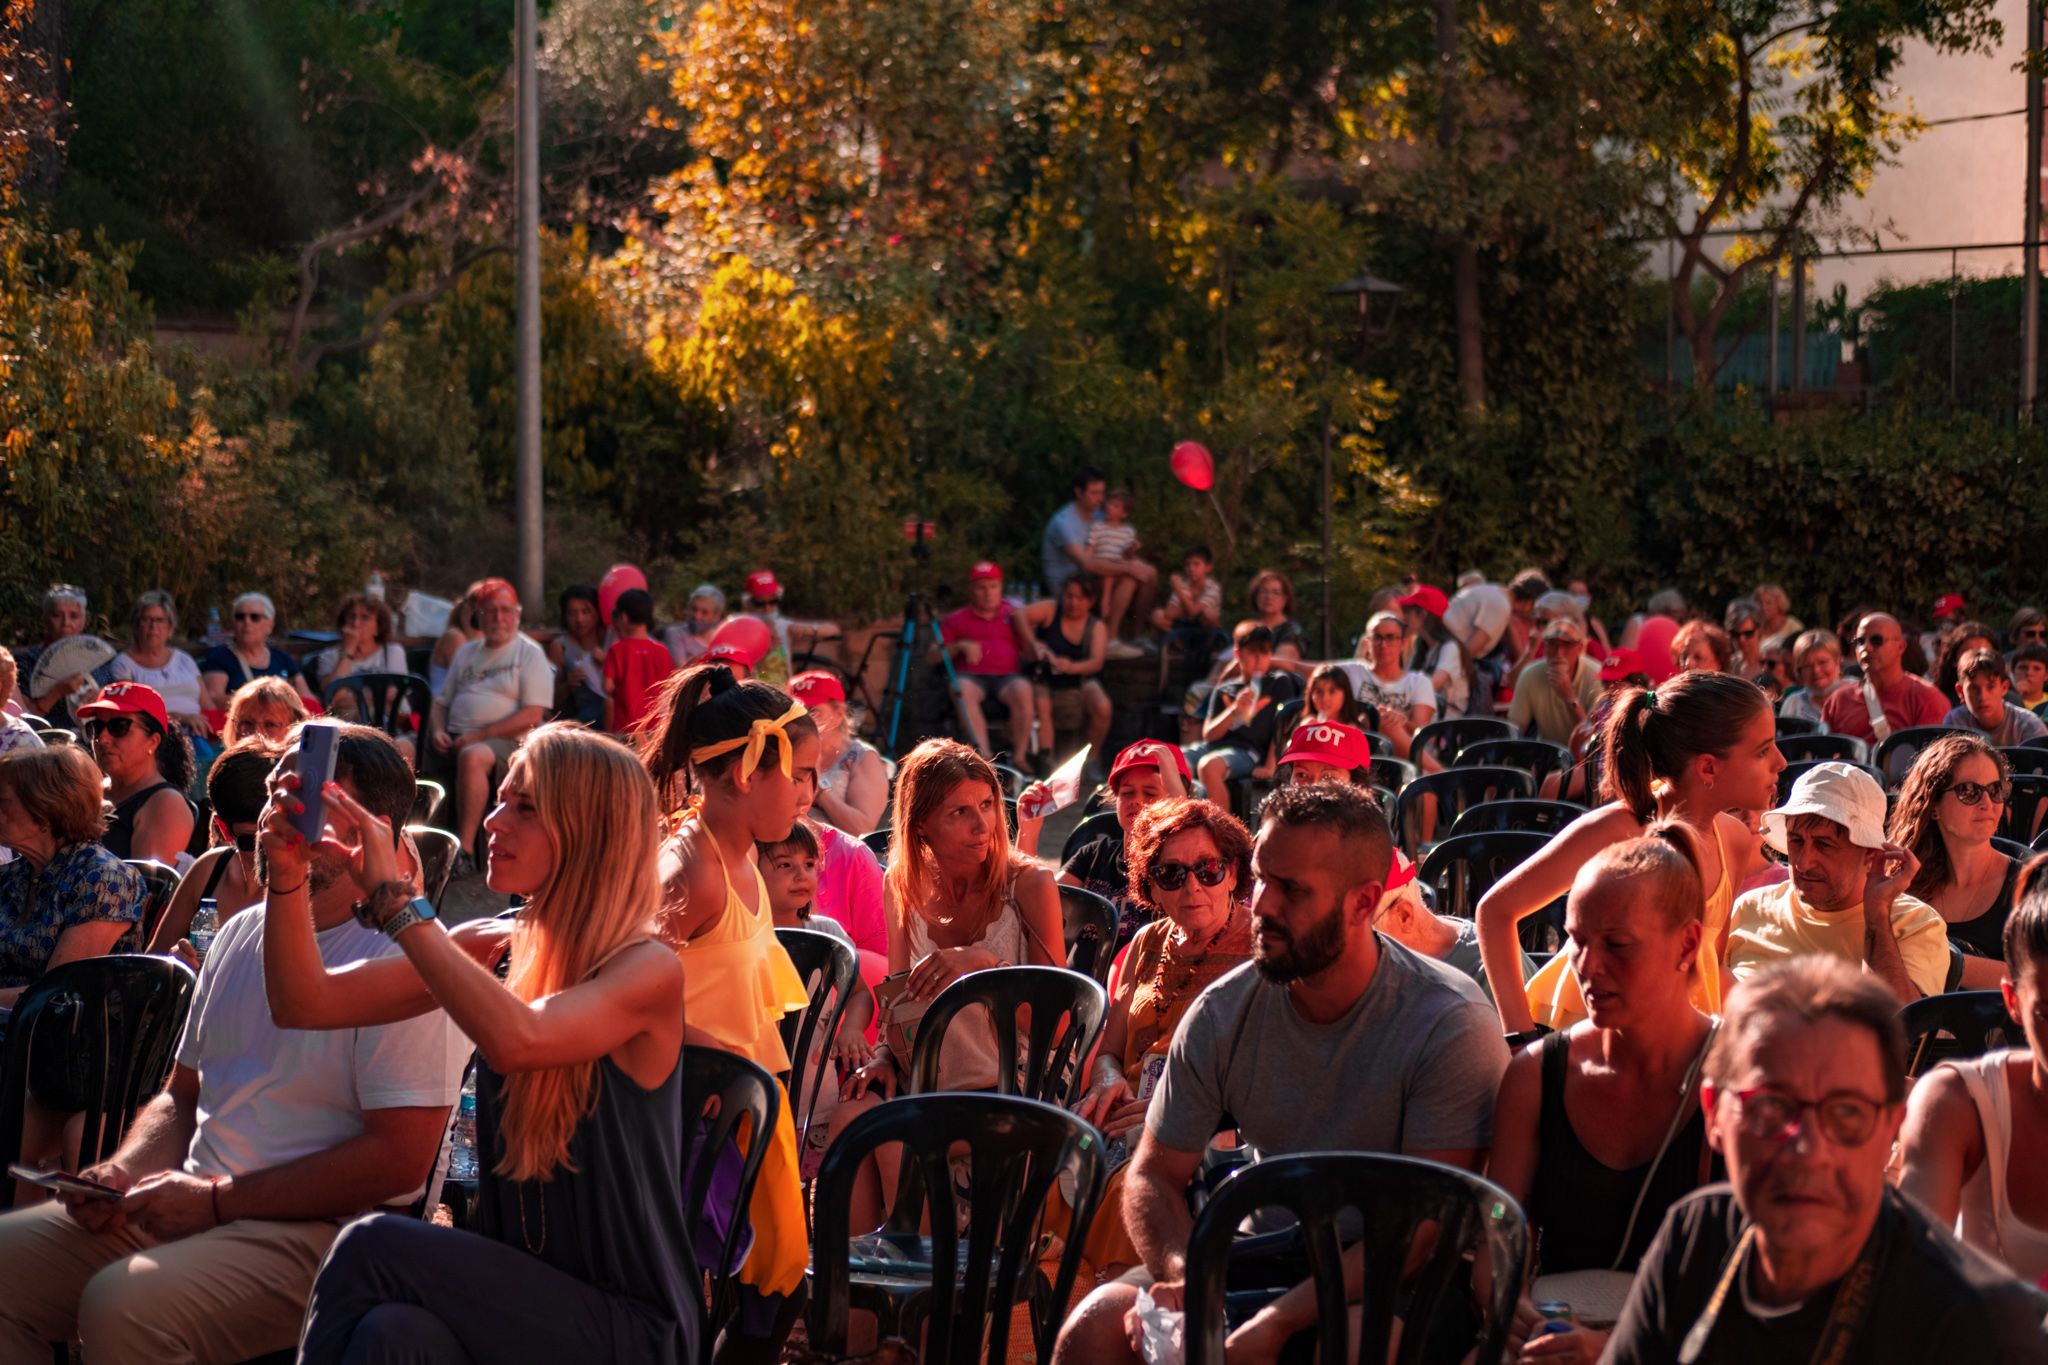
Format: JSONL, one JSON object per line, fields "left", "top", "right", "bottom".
{"left": 203, "top": 607, "right": 225, "bottom": 649}
{"left": 447, "top": 1073, "right": 479, "bottom": 1181}
{"left": 187, "top": 898, "right": 219, "bottom": 959}
{"left": 366, "top": 572, "right": 386, "bottom": 601}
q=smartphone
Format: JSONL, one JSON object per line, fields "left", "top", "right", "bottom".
{"left": 7, "top": 1163, "right": 120, "bottom": 1201}
{"left": 292, "top": 719, "right": 342, "bottom": 844}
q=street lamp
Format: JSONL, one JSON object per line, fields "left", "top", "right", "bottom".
{"left": 1320, "top": 272, "right": 1405, "bottom": 657}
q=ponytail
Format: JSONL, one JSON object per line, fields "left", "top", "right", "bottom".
{"left": 1598, "top": 672, "right": 1769, "bottom": 824}
{"left": 638, "top": 664, "right": 816, "bottom": 813}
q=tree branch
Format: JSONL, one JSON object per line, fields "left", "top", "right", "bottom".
{"left": 290, "top": 244, "right": 510, "bottom": 381}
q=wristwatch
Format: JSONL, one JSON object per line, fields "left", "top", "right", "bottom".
{"left": 353, "top": 879, "right": 436, "bottom": 939}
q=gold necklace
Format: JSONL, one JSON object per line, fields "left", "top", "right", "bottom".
{"left": 516, "top": 1180, "right": 546, "bottom": 1254}
{"left": 1148, "top": 906, "right": 1237, "bottom": 1025}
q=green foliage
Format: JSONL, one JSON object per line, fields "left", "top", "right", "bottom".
{"left": 1861, "top": 275, "right": 2033, "bottom": 415}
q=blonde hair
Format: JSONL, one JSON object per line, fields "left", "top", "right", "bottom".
{"left": 496, "top": 723, "right": 664, "bottom": 1181}
{"left": 885, "top": 739, "right": 1032, "bottom": 932}
{"left": 226, "top": 677, "right": 308, "bottom": 739}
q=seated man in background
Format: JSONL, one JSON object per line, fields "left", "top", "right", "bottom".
{"left": 1506, "top": 617, "right": 1602, "bottom": 747}
{"left": 1945, "top": 646, "right": 2048, "bottom": 747}
{"left": 1822, "top": 612, "right": 1947, "bottom": 744}
{"left": 426, "top": 577, "right": 550, "bottom": 868}
{"left": 1604, "top": 957, "right": 2048, "bottom": 1362}
{"left": 934, "top": 561, "right": 1035, "bottom": 762}
{"left": 1725, "top": 762, "right": 1949, "bottom": 1003}
{"left": 0, "top": 726, "right": 472, "bottom": 1363}
{"left": 1051, "top": 783, "right": 1508, "bottom": 1365}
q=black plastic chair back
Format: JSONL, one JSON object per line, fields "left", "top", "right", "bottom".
{"left": 1410, "top": 717, "right": 1518, "bottom": 769}
{"left": 1392, "top": 767, "right": 1535, "bottom": 857}
{"left": 1456, "top": 738, "right": 1573, "bottom": 791}
{"left": 1776, "top": 733, "right": 1871, "bottom": 765}
{"left": 1902, "top": 991, "right": 2018, "bottom": 1078}
{"left": 989, "top": 764, "right": 1032, "bottom": 800}
{"left": 410, "top": 778, "right": 447, "bottom": 830}
{"left": 1993, "top": 836, "right": 2034, "bottom": 862}
{"left": 1417, "top": 830, "right": 1555, "bottom": 922}
{"left": 2003, "top": 746, "right": 2048, "bottom": 779}
{"left": 405, "top": 826, "right": 461, "bottom": 909}
{"left": 1369, "top": 756, "right": 1418, "bottom": 796}
{"left": 1774, "top": 714, "right": 1820, "bottom": 737}
{"left": 123, "top": 859, "right": 180, "bottom": 943}
{"left": 0, "top": 955, "right": 196, "bottom": 1171}
{"left": 1059, "top": 809, "right": 1123, "bottom": 866}
{"left": 1874, "top": 725, "right": 1973, "bottom": 788}
{"left": 679, "top": 1047, "right": 781, "bottom": 1352}
{"left": 1060, "top": 885, "right": 1119, "bottom": 985}
{"left": 861, "top": 828, "right": 893, "bottom": 862}
{"left": 908, "top": 965, "right": 1106, "bottom": 1107}
{"left": 19, "top": 712, "right": 48, "bottom": 732}
{"left": 809, "top": 1092, "right": 1106, "bottom": 1365}
{"left": 321, "top": 672, "right": 432, "bottom": 740}
{"left": 1182, "top": 1152, "right": 1529, "bottom": 1365}
{"left": 773, "top": 926, "right": 860, "bottom": 1157}
{"left": 1775, "top": 758, "right": 1887, "bottom": 809}
{"left": 2001, "top": 774, "right": 2048, "bottom": 844}
{"left": 1449, "top": 798, "right": 1587, "bottom": 838}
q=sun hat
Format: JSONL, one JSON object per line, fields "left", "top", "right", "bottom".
{"left": 1762, "top": 761, "right": 1887, "bottom": 854}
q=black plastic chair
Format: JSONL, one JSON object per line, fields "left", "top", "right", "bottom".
{"left": 1392, "top": 768, "right": 1536, "bottom": 857}
{"left": 1182, "top": 1152, "right": 1529, "bottom": 1365}
{"left": 773, "top": 926, "right": 860, "bottom": 1161}
{"left": 1874, "top": 725, "right": 1973, "bottom": 788}
{"left": 1059, "top": 809, "right": 1122, "bottom": 866}
{"left": 1775, "top": 758, "right": 1887, "bottom": 809}
{"left": 123, "top": 859, "right": 180, "bottom": 943}
{"left": 680, "top": 1047, "right": 781, "bottom": 1358}
{"left": 1410, "top": 717, "right": 1518, "bottom": 769}
{"left": 990, "top": 764, "right": 1033, "bottom": 800}
{"left": 19, "top": 711, "right": 48, "bottom": 732}
{"left": 907, "top": 965, "right": 1107, "bottom": 1107}
{"left": 1060, "top": 885, "right": 1120, "bottom": 985}
{"left": 1456, "top": 738, "right": 1573, "bottom": 792}
{"left": 1449, "top": 798, "right": 1587, "bottom": 838}
{"left": 1776, "top": 733, "right": 1871, "bottom": 765}
{"left": 406, "top": 826, "right": 461, "bottom": 910}
{"left": 2003, "top": 746, "right": 2048, "bottom": 779}
{"left": 1993, "top": 836, "right": 2034, "bottom": 862}
{"left": 862, "top": 828, "right": 894, "bottom": 862}
{"left": 321, "top": 672, "right": 432, "bottom": 741}
{"left": 1774, "top": 714, "right": 1820, "bottom": 737}
{"left": 1902, "top": 991, "right": 2018, "bottom": 1079}
{"left": 1369, "top": 756, "right": 1418, "bottom": 796}
{"left": 410, "top": 778, "right": 447, "bottom": 830}
{"left": 2002, "top": 774, "right": 2048, "bottom": 844}
{"left": 808, "top": 1092, "right": 1106, "bottom": 1364}
{"left": 1417, "top": 831, "right": 1556, "bottom": 923}
{"left": 0, "top": 955, "right": 196, "bottom": 1172}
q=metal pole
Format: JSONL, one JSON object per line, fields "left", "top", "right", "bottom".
{"left": 1951, "top": 248, "right": 1961, "bottom": 401}
{"left": 1789, "top": 255, "right": 1805, "bottom": 393}
{"left": 1766, "top": 264, "right": 1780, "bottom": 397}
{"left": 2024, "top": 0, "right": 2043, "bottom": 423}
{"left": 1320, "top": 404, "right": 1333, "bottom": 660}
{"left": 515, "top": 0, "right": 545, "bottom": 609}
{"left": 1664, "top": 240, "right": 1676, "bottom": 390}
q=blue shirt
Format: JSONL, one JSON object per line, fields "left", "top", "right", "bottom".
{"left": 0, "top": 842, "right": 142, "bottom": 987}
{"left": 1040, "top": 501, "right": 1099, "bottom": 593}
{"left": 199, "top": 644, "right": 303, "bottom": 693}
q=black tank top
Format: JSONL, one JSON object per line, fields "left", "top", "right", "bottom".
{"left": 102, "top": 781, "right": 173, "bottom": 860}
{"left": 1036, "top": 614, "right": 1097, "bottom": 690}
{"left": 1526, "top": 1030, "right": 1714, "bottom": 1274}
{"left": 1947, "top": 856, "right": 2020, "bottom": 961}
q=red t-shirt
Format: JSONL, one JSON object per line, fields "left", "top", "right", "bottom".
{"left": 604, "top": 636, "right": 675, "bottom": 734}
{"left": 1819, "top": 672, "right": 1948, "bottom": 742}
{"left": 940, "top": 605, "right": 1022, "bottom": 676}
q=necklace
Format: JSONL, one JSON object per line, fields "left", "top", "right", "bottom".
{"left": 517, "top": 1180, "right": 546, "bottom": 1254}
{"left": 1147, "top": 905, "right": 1238, "bottom": 1026}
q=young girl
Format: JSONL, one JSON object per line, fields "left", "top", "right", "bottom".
{"left": 263, "top": 723, "right": 699, "bottom": 1363}
{"left": 640, "top": 664, "right": 817, "bottom": 1358}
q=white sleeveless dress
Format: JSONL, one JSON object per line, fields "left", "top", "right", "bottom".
{"left": 1947, "top": 1049, "right": 2048, "bottom": 1283}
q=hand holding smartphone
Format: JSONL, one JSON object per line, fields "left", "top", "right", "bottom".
{"left": 8, "top": 1163, "right": 121, "bottom": 1201}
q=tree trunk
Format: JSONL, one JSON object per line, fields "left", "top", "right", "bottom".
{"left": 1452, "top": 240, "right": 1485, "bottom": 413}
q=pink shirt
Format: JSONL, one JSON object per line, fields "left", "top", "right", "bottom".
{"left": 1820, "top": 672, "right": 1948, "bottom": 742}
{"left": 814, "top": 824, "right": 886, "bottom": 960}
{"left": 940, "top": 604, "right": 1022, "bottom": 676}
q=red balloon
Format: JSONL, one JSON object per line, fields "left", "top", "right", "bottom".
{"left": 709, "top": 615, "right": 774, "bottom": 665}
{"left": 1170, "top": 440, "right": 1215, "bottom": 492}
{"left": 597, "top": 563, "right": 649, "bottom": 626}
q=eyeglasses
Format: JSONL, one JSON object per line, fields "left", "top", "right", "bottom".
{"left": 234, "top": 612, "right": 268, "bottom": 623}
{"left": 1730, "top": 1087, "right": 1888, "bottom": 1148}
{"left": 1370, "top": 632, "right": 1404, "bottom": 644}
{"left": 83, "top": 716, "right": 138, "bottom": 740}
{"left": 1851, "top": 634, "right": 1896, "bottom": 649}
{"left": 1731, "top": 627, "right": 1758, "bottom": 640}
{"left": 1943, "top": 779, "right": 2012, "bottom": 807}
{"left": 1150, "top": 857, "right": 1231, "bottom": 891}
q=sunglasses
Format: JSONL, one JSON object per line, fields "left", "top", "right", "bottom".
{"left": 2021, "top": 628, "right": 2048, "bottom": 641}
{"left": 1150, "top": 857, "right": 1231, "bottom": 891}
{"left": 234, "top": 612, "right": 269, "bottom": 623}
{"left": 1730, "top": 1088, "right": 1887, "bottom": 1148}
{"left": 215, "top": 820, "right": 258, "bottom": 852}
{"left": 1731, "top": 627, "right": 1758, "bottom": 639}
{"left": 84, "top": 716, "right": 139, "bottom": 740}
{"left": 1943, "top": 779, "right": 2011, "bottom": 807}
{"left": 1851, "top": 634, "right": 1896, "bottom": 649}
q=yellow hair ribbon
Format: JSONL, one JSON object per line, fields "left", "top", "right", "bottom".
{"left": 689, "top": 701, "right": 808, "bottom": 782}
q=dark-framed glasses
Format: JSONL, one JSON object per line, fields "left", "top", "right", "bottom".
{"left": 83, "top": 716, "right": 137, "bottom": 741}
{"left": 1150, "top": 857, "right": 1230, "bottom": 891}
{"left": 1731, "top": 1088, "right": 1887, "bottom": 1147}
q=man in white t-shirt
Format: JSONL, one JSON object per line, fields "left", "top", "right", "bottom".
{"left": 0, "top": 727, "right": 475, "bottom": 1363}
{"left": 428, "top": 577, "right": 552, "bottom": 864}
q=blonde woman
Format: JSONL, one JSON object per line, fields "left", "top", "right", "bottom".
{"left": 258, "top": 723, "right": 699, "bottom": 1363}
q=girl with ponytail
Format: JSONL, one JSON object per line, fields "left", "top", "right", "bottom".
{"left": 1476, "top": 671, "right": 1786, "bottom": 1035}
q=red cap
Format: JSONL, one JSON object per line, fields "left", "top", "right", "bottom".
{"left": 1933, "top": 592, "right": 1966, "bottom": 620}
{"left": 1598, "top": 648, "right": 1643, "bottom": 682}
{"left": 1105, "top": 741, "right": 1193, "bottom": 790}
{"left": 1397, "top": 585, "right": 1449, "bottom": 618}
{"left": 744, "top": 570, "right": 782, "bottom": 602}
{"left": 968, "top": 561, "right": 1004, "bottom": 583}
{"left": 788, "top": 670, "right": 845, "bottom": 707}
{"left": 1278, "top": 720, "right": 1373, "bottom": 771}
{"left": 473, "top": 577, "right": 519, "bottom": 608}
{"left": 702, "top": 642, "right": 756, "bottom": 670}
{"left": 77, "top": 681, "right": 170, "bottom": 733}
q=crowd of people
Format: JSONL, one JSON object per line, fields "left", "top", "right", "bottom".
{"left": 2, "top": 503, "right": 2048, "bottom": 1362}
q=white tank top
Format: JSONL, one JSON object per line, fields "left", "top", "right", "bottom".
{"left": 1949, "top": 1049, "right": 2048, "bottom": 1283}
{"left": 905, "top": 883, "right": 1030, "bottom": 1091}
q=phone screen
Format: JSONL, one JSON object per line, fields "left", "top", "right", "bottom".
{"left": 7, "top": 1163, "right": 120, "bottom": 1200}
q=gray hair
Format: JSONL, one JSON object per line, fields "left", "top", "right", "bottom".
{"left": 1532, "top": 590, "right": 1586, "bottom": 628}
{"left": 687, "top": 583, "right": 727, "bottom": 614}
{"left": 43, "top": 584, "right": 86, "bottom": 612}
{"left": 133, "top": 589, "right": 178, "bottom": 636}
{"left": 1647, "top": 588, "right": 1687, "bottom": 619}
{"left": 1725, "top": 597, "right": 1764, "bottom": 631}
{"left": 232, "top": 592, "right": 275, "bottom": 620}
{"left": 1792, "top": 629, "right": 1842, "bottom": 667}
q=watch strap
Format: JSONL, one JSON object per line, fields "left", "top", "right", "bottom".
{"left": 381, "top": 897, "right": 438, "bottom": 940}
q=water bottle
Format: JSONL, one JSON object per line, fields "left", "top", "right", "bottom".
{"left": 366, "top": 571, "right": 386, "bottom": 601}
{"left": 203, "top": 607, "right": 225, "bottom": 649}
{"left": 447, "top": 1072, "right": 479, "bottom": 1181}
{"left": 187, "top": 898, "right": 219, "bottom": 958}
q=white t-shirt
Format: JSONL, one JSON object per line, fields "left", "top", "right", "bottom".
{"left": 438, "top": 634, "right": 554, "bottom": 735}
{"left": 175, "top": 907, "right": 469, "bottom": 1201}
{"left": 1337, "top": 662, "right": 1440, "bottom": 723}
{"left": 309, "top": 642, "right": 409, "bottom": 691}
{"left": 110, "top": 650, "right": 204, "bottom": 717}
{"left": 1444, "top": 584, "right": 1512, "bottom": 660}
{"left": 1428, "top": 640, "right": 1471, "bottom": 719}
{"left": 1087, "top": 521, "right": 1139, "bottom": 562}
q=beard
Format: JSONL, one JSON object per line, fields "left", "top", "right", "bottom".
{"left": 1252, "top": 899, "right": 1348, "bottom": 983}
{"left": 253, "top": 842, "right": 348, "bottom": 897}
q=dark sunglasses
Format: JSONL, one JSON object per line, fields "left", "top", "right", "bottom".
{"left": 1150, "top": 857, "right": 1230, "bottom": 891}
{"left": 234, "top": 612, "right": 268, "bottom": 623}
{"left": 2020, "top": 628, "right": 2048, "bottom": 640}
{"left": 1731, "top": 627, "right": 1758, "bottom": 639}
{"left": 215, "top": 819, "right": 258, "bottom": 852}
{"left": 1943, "top": 779, "right": 2011, "bottom": 807}
{"left": 84, "top": 716, "right": 139, "bottom": 741}
{"left": 1851, "top": 634, "right": 1896, "bottom": 649}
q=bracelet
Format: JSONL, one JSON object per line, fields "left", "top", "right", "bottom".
{"left": 208, "top": 1176, "right": 225, "bottom": 1226}
{"left": 268, "top": 879, "right": 307, "bottom": 897}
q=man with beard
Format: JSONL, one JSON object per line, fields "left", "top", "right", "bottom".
{"left": 0, "top": 726, "right": 476, "bottom": 1363}
{"left": 1052, "top": 782, "right": 1509, "bottom": 1365}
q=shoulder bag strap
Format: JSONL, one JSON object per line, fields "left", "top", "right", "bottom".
{"left": 1610, "top": 1019, "right": 1720, "bottom": 1272}
{"left": 1862, "top": 679, "right": 1893, "bottom": 744}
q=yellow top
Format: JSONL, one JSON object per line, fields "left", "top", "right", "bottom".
{"left": 673, "top": 821, "right": 812, "bottom": 1074}
{"left": 1525, "top": 815, "right": 1736, "bottom": 1030}
{"left": 1725, "top": 879, "right": 1951, "bottom": 997}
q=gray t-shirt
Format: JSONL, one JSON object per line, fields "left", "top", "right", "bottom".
{"left": 1437, "top": 916, "right": 1535, "bottom": 1007}
{"left": 1148, "top": 934, "right": 1509, "bottom": 1158}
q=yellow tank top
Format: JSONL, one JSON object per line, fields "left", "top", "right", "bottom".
{"left": 671, "top": 821, "right": 812, "bottom": 1073}
{"left": 1524, "top": 814, "right": 1736, "bottom": 1030}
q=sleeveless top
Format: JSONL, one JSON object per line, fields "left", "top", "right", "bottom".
{"left": 103, "top": 781, "right": 175, "bottom": 861}
{"left": 668, "top": 823, "right": 810, "bottom": 1074}
{"left": 904, "top": 877, "right": 1033, "bottom": 1090}
{"left": 1526, "top": 815, "right": 1735, "bottom": 1031}
{"left": 475, "top": 1052, "right": 702, "bottom": 1363}
{"left": 1036, "top": 614, "right": 1098, "bottom": 690}
{"left": 823, "top": 735, "right": 877, "bottom": 791}
{"left": 1948, "top": 1049, "right": 2048, "bottom": 1283}
{"left": 1526, "top": 1030, "right": 1713, "bottom": 1274}
{"left": 1946, "top": 857, "right": 2021, "bottom": 961}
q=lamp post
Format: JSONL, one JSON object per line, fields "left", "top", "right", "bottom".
{"left": 1322, "top": 272, "right": 1406, "bottom": 658}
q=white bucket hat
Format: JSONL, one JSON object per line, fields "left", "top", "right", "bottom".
{"left": 1762, "top": 761, "right": 1887, "bottom": 854}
